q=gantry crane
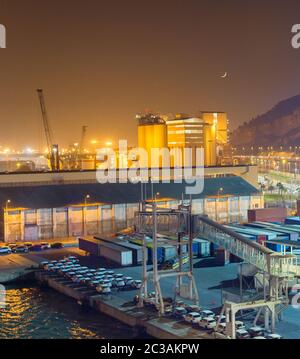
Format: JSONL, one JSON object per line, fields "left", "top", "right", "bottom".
{"left": 77, "top": 125, "right": 88, "bottom": 169}
{"left": 71, "top": 125, "right": 88, "bottom": 169}
{"left": 79, "top": 125, "right": 88, "bottom": 156}
{"left": 37, "top": 89, "right": 60, "bottom": 171}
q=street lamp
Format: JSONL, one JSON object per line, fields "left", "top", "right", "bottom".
{"left": 216, "top": 188, "right": 223, "bottom": 222}
{"left": 218, "top": 187, "right": 224, "bottom": 198}
{"left": 6, "top": 199, "right": 11, "bottom": 212}
{"left": 83, "top": 195, "right": 91, "bottom": 236}
{"left": 84, "top": 194, "right": 90, "bottom": 206}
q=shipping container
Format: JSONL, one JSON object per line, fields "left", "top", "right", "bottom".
{"left": 193, "top": 238, "right": 212, "bottom": 257}
{"left": 256, "top": 222, "right": 300, "bottom": 236}
{"left": 79, "top": 237, "right": 100, "bottom": 256}
{"left": 181, "top": 244, "right": 188, "bottom": 254}
{"left": 98, "top": 241, "right": 132, "bottom": 266}
{"left": 161, "top": 245, "right": 177, "bottom": 261}
{"left": 118, "top": 242, "right": 144, "bottom": 264}
{"left": 94, "top": 235, "right": 144, "bottom": 265}
{"left": 266, "top": 242, "right": 285, "bottom": 252}
{"left": 245, "top": 223, "right": 298, "bottom": 241}
{"left": 248, "top": 208, "right": 287, "bottom": 223}
{"left": 92, "top": 237, "right": 133, "bottom": 265}
{"left": 285, "top": 217, "right": 300, "bottom": 225}
{"left": 257, "top": 235, "right": 267, "bottom": 245}
{"left": 225, "top": 225, "right": 277, "bottom": 241}
{"left": 192, "top": 242, "right": 200, "bottom": 256}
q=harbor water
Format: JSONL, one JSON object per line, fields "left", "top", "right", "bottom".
{"left": 0, "top": 283, "right": 144, "bottom": 339}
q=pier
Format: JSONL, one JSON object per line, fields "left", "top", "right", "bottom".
{"left": 35, "top": 271, "right": 213, "bottom": 340}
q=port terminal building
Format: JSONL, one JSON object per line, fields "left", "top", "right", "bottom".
{"left": 0, "top": 166, "right": 262, "bottom": 242}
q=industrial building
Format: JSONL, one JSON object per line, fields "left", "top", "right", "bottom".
{"left": 138, "top": 112, "right": 230, "bottom": 168}
{"left": 0, "top": 172, "right": 263, "bottom": 242}
{"left": 137, "top": 113, "right": 168, "bottom": 166}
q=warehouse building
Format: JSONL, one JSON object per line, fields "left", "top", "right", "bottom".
{"left": 0, "top": 176, "right": 263, "bottom": 243}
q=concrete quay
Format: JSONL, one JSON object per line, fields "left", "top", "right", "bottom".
{"left": 0, "top": 253, "right": 42, "bottom": 283}
{"left": 36, "top": 271, "right": 213, "bottom": 340}
{"left": 0, "top": 247, "right": 82, "bottom": 284}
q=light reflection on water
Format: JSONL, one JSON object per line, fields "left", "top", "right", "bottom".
{"left": 0, "top": 284, "right": 143, "bottom": 339}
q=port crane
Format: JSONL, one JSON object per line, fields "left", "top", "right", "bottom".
{"left": 37, "top": 89, "right": 60, "bottom": 171}
{"left": 76, "top": 125, "right": 88, "bottom": 169}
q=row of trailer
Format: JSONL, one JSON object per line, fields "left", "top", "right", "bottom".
{"left": 79, "top": 235, "right": 212, "bottom": 267}
{"left": 226, "top": 217, "right": 300, "bottom": 254}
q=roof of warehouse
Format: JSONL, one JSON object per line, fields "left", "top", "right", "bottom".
{"left": 0, "top": 176, "right": 260, "bottom": 209}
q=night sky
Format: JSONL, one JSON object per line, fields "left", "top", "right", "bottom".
{"left": 1, "top": 0, "right": 300, "bottom": 149}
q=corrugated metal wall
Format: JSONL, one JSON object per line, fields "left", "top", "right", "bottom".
{"left": 37, "top": 208, "right": 53, "bottom": 239}
{"left": 4, "top": 210, "right": 22, "bottom": 242}
{"left": 3, "top": 194, "right": 263, "bottom": 242}
{"left": 54, "top": 208, "right": 68, "bottom": 238}
{"left": 69, "top": 207, "right": 84, "bottom": 236}
{"left": 85, "top": 206, "right": 99, "bottom": 235}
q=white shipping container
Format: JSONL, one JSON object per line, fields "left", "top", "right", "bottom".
{"left": 99, "top": 242, "right": 132, "bottom": 266}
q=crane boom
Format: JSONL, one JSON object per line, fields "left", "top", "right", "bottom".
{"left": 37, "top": 89, "right": 59, "bottom": 171}
{"left": 37, "top": 89, "right": 55, "bottom": 154}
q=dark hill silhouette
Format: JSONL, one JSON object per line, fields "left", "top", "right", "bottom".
{"left": 231, "top": 95, "right": 300, "bottom": 146}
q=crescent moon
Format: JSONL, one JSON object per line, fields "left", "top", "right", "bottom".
{"left": 221, "top": 72, "right": 227, "bottom": 78}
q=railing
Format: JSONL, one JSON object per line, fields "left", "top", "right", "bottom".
{"left": 136, "top": 211, "right": 187, "bottom": 234}
{"left": 194, "top": 215, "right": 298, "bottom": 278}
{"left": 135, "top": 211, "right": 299, "bottom": 278}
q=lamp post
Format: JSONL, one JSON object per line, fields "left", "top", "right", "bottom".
{"left": 6, "top": 199, "right": 11, "bottom": 212}
{"left": 216, "top": 188, "right": 223, "bottom": 222}
{"left": 84, "top": 194, "right": 90, "bottom": 206}
{"left": 83, "top": 195, "right": 90, "bottom": 236}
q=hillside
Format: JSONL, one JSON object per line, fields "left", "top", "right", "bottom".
{"left": 231, "top": 95, "right": 300, "bottom": 146}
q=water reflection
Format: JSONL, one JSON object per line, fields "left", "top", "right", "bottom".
{"left": 0, "top": 284, "right": 142, "bottom": 339}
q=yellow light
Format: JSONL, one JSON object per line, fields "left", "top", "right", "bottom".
{"left": 91, "top": 140, "right": 98, "bottom": 145}
{"left": 105, "top": 141, "right": 113, "bottom": 147}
